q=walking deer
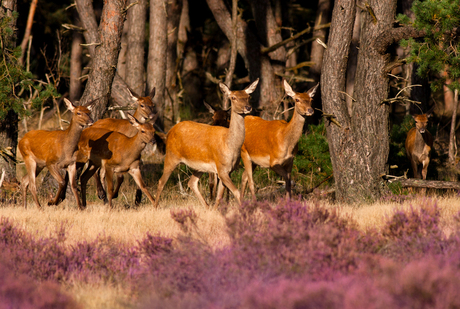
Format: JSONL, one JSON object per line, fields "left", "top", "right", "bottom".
{"left": 18, "top": 98, "right": 94, "bottom": 209}
{"left": 405, "top": 114, "right": 433, "bottom": 180}
{"left": 204, "top": 101, "right": 230, "bottom": 200}
{"left": 154, "top": 79, "right": 259, "bottom": 209}
{"left": 90, "top": 87, "right": 156, "bottom": 205}
{"left": 76, "top": 114, "right": 157, "bottom": 208}
{"left": 240, "top": 80, "right": 318, "bottom": 200}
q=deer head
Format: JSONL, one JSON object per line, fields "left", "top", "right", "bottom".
{"left": 219, "top": 78, "right": 259, "bottom": 115}
{"left": 413, "top": 114, "right": 430, "bottom": 134}
{"left": 204, "top": 101, "right": 230, "bottom": 127}
{"left": 64, "top": 98, "right": 94, "bottom": 127}
{"left": 283, "top": 80, "right": 319, "bottom": 117}
{"left": 126, "top": 113, "right": 157, "bottom": 145}
{"left": 127, "top": 87, "right": 157, "bottom": 122}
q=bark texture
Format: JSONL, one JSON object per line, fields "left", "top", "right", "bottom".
{"left": 147, "top": 0, "right": 168, "bottom": 129}
{"left": 322, "top": 0, "right": 396, "bottom": 203}
{"left": 77, "top": 0, "right": 128, "bottom": 120}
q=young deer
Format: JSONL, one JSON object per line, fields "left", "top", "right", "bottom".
{"left": 18, "top": 98, "right": 94, "bottom": 209}
{"left": 154, "top": 79, "right": 259, "bottom": 209}
{"left": 76, "top": 114, "right": 156, "bottom": 208}
{"left": 240, "top": 80, "right": 318, "bottom": 200}
{"left": 204, "top": 101, "right": 230, "bottom": 200}
{"left": 90, "top": 87, "right": 156, "bottom": 204}
{"left": 405, "top": 114, "right": 433, "bottom": 180}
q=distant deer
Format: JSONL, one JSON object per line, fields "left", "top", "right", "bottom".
{"left": 18, "top": 98, "right": 94, "bottom": 209}
{"left": 90, "top": 87, "right": 156, "bottom": 205}
{"left": 77, "top": 114, "right": 157, "bottom": 208}
{"left": 240, "top": 80, "right": 318, "bottom": 200}
{"left": 204, "top": 101, "right": 230, "bottom": 200}
{"left": 154, "top": 79, "right": 259, "bottom": 209}
{"left": 405, "top": 114, "right": 433, "bottom": 180}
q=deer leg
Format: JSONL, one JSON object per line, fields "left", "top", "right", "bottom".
{"left": 80, "top": 163, "right": 98, "bottom": 208}
{"left": 154, "top": 156, "right": 179, "bottom": 208}
{"left": 47, "top": 165, "right": 67, "bottom": 206}
{"left": 128, "top": 168, "right": 155, "bottom": 206}
{"left": 134, "top": 160, "right": 144, "bottom": 208}
{"left": 240, "top": 150, "right": 256, "bottom": 200}
{"left": 111, "top": 174, "right": 125, "bottom": 199}
{"left": 67, "top": 163, "right": 83, "bottom": 210}
{"left": 271, "top": 165, "right": 291, "bottom": 199}
{"left": 94, "top": 168, "right": 107, "bottom": 201}
{"left": 22, "top": 160, "right": 43, "bottom": 209}
{"left": 216, "top": 172, "right": 240, "bottom": 207}
{"left": 188, "top": 171, "right": 208, "bottom": 208}
{"left": 209, "top": 173, "right": 215, "bottom": 200}
{"left": 105, "top": 167, "right": 115, "bottom": 208}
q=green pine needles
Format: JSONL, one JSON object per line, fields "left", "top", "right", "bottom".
{"left": 398, "top": 0, "right": 460, "bottom": 92}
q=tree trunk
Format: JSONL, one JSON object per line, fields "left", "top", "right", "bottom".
{"left": 69, "top": 11, "right": 83, "bottom": 102}
{"left": 322, "top": 0, "right": 395, "bottom": 203}
{"left": 164, "top": 0, "right": 183, "bottom": 124}
{"left": 77, "top": 0, "right": 128, "bottom": 120}
{"left": 206, "top": 0, "right": 282, "bottom": 115}
{"left": 309, "top": 0, "right": 331, "bottom": 85}
{"left": 125, "top": 0, "right": 147, "bottom": 96}
{"left": 147, "top": 0, "right": 168, "bottom": 130}
{"left": 448, "top": 89, "right": 459, "bottom": 165}
{"left": 0, "top": 0, "right": 19, "bottom": 192}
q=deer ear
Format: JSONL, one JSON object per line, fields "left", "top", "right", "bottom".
{"left": 283, "top": 80, "right": 296, "bottom": 98}
{"left": 307, "top": 83, "right": 319, "bottom": 98}
{"left": 204, "top": 101, "right": 216, "bottom": 114}
{"left": 127, "top": 113, "right": 140, "bottom": 127}
{"left": 219, "top": 82, "right": 231, "bottom": 96}
{"left": 148, "top": 87, "right": 156, "bottom": 99}
{"left": 64, "top": 98, "right": 76, "bottom": 112}
{"left": 244, "top": 78, "right": 259, "bottom": 94}
{"left": 127, "top": 88, "right": 139, "bottom": 103}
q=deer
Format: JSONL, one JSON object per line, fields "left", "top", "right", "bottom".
{"left": 240, "top": 80, "right": 318, "bottom": 200}
{"left": 405, "top": 113, "right": 433, "bottom": 180}
{"left": 89, "top": 87, "right": 156, "bottom": 205}
{"left": 154, "top": 78, "right": 259, "bottom": 209}
{"left": 76, "top": 113, "right": 157, "bottom": 208}
{"left": 204, "top": 101, "right": 230, "bottom": 200}
{"left": 18, "top": 98, "right": 94, "bottom": 210}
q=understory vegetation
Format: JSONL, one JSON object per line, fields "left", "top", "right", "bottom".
{"left": 1, "top": 195, "right": 460, "bottom": 308}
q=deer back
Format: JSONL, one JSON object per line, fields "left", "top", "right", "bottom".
{"left": 78, "top": 114, "right": 156, "bottom": 167}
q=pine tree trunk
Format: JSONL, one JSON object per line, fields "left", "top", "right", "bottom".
{"left": 322, "top": 0, "right": 396, "bottom": 203}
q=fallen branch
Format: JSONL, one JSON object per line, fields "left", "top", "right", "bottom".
{"left": 395, "top": 179, "right": 460, "bottom": 190}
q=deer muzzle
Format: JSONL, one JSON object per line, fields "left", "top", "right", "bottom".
{"left": 243, "top": 105, "right": 252, "bottom": 114}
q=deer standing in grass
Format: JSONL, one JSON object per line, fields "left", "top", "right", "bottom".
{"left": 154, "top": 79, "right": 259, "bottom": 209}
{"left": 405, "top": 114, "right": 433, "bottom": 180}
{"left": 18, "top": 98, "right": 94, "bottom": 209}
{"left": 240, "top": 80, "right": 318, "bottom": 200}
{"left": 90, "top": 87, "right": 156, "bottom": 205}
{"left": 204, "top": 101, "right": 230, "bottom": 200}
{"left": 76, "top": 114, "right": 157, "bottom": 208}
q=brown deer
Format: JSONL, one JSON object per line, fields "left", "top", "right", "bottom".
{"left": 76, "top": 114, "right": 157, "bottom": 208}
{"left": 90, "top": 87, "right": 156, "bottom": 205}
{"left": 405, "top": 114, "right": 433, "bottom": 180}
{"left": 18, "top": 98, "right": 94, "bottom": 209}
{"left": 204, "top": 101, "right": 230, "bottom": 200}
{"left": 240, "top": 80, "right": 318, "bottom": 200}
{"left": 154, "top": 79, "right": 259, "bottom": 209}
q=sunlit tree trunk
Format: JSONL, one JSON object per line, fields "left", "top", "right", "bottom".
{"left": 69, "top": 11, "right": 83, "bottom": 102}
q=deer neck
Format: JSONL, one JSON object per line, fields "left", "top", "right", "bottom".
{"left": 226, "top": 110, "right": 246, "bottom": 153}
{"left": 284, "top": 109, "right": 306, "bottom": 150}
{"left": 414, "top": 130, "right": 428, "bottom": 152}
{"left": 125, "top": 133, "right": 148, "bottom": 160}
{"left": 132, "top": 110, "right": 147, "bottom": 124}
{"left": 65, "top": 119, "right": 86, "bottom": 154}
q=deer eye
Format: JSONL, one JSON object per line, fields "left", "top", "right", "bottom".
{"left": 141, "top": 104, "right": 145, "bottom": 108}
{"left": 295, "top": 99, "right": 300, "bottom": 102}
{"left": 232, "top": 96, "right": 236, "bottom": 100}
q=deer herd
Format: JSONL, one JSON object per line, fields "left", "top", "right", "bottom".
{"left": 17, "top": 78, "right": 433, "bottom": 210}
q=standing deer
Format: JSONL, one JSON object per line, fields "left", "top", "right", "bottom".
{"left": 154, "top": 79, "right": 259, "bottom": 209}
{"left": 204, "top": 101, "right": 230, "bottom": 200}
{"left": 405, "top": 114, "right": 433, "bottom": 180}
{"left": 18, "top": 98, "right": 94, "bottom": 209}
{"left": 240, "top": 80, "right": 318, "bottom": 200}
{"left": 76, "top": 114, "right": 156, "bottom": 208}
{"left": 90, "top": 87, "right": 156, "bottom": 205}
